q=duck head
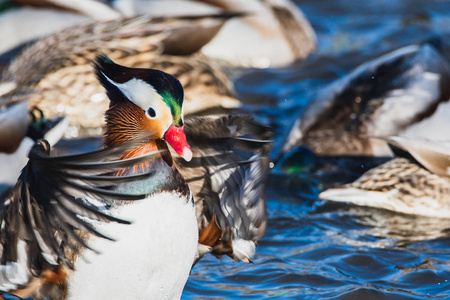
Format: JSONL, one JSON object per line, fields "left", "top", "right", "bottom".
{"left": 94, "top": 54, "right": 192, "bottom": 161}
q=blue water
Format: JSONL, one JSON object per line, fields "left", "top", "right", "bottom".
{"left": 183, "top": 1, "right": 450, "bottom": 299}
{"left": 38, "top": 0, "right": 450, "bottom": 298}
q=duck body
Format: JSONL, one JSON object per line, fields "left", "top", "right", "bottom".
{"left": 194, "top": 0, "right": 317, "bottom": 67}
{"left": 283, "top": 44, "right": 450, "bottom": 156}
{"left": 319, "top": 136, "right": 450, "bottom": 218}
{"left": 68, "top": 138, "right": 197, "bottom": 299}
{"left": 69, "top": 195, "right": 197, "bottom": 299}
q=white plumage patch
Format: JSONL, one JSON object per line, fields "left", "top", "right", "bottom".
{"left": 319, "top": 188, "right": 450, "bottom": 218}
{"left": 232, "top": 237, "right": 256, "bottom": 262}
{"left": 319, "top": 188, "right": 398, "bottom": 210}
{"left": 0, "top": 240, "right": 30, "bottom": 292}
{"left": 68, "top": 192, "right": 198, "bottom": 300}
{"left": 102, "top": 73, "right": 162, "bottom": 112}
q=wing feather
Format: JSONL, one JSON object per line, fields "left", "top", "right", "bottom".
{"left": 177, "top": 115, "right": 272, "bottom": 262}
{"left": 0, "top": 139, "right": 164, "bottom": 292}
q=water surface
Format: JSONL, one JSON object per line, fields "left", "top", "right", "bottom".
{"left": 45, "top": 1, "right": 450, "bottom": 298}
{"left": 184, "top": 1, "right": 450, "bottom": 299}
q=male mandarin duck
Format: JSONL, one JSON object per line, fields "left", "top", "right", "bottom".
{"left": 0, "top": 55, "right": 271, "bottom": 299}
{"left": 319, "top": 136, "right": 450, "bottom": 219}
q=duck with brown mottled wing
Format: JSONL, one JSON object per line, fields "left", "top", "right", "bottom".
{"left": 320, "top": 136, "right": 450, "bottom": 218}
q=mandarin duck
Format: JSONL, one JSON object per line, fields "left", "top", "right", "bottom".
{"left": 282, "top": 44, "right": 450, "bottom": 157}
{"left": 319, "top": 136, "right": 450, "bottom": 219}
{"left": 0, "top": 55, "right": 271, "bottom": 299}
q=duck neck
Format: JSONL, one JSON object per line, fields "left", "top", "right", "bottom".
{"left": 106, "top": 136, "right": 190, "bottom": 199}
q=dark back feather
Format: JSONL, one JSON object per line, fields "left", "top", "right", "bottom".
{"left": 176, "top": 115, "right": 272, "bottom": 260}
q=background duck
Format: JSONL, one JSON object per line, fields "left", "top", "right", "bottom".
{"left": 0, "top": 12, "right": 239, "bottom": 138}
{"left": 0, "top": 0, "right": 316, "bottom": 68}
{"left": 184, "top": 0, "right": 317, "bottom": 68}
{"left": 281, "top": 44, "right": 450, "bottom": 157}
{"left": 0, "top": 0, "right": 316, "bottom": 140}
{"left": 319, "top": 136, "right": 450, "bottom": 219}
{"left": 0, "top": 55, "right": 272, "bottom": 298}
{"left": 0, "top": 101, "right": 28, "bottom": 154}
{"left": 0, "top": 103, "right": 68, "bottom": 194}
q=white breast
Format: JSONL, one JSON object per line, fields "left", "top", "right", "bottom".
{"left": 67, "top": 192, "right": 198, "bottom": 300}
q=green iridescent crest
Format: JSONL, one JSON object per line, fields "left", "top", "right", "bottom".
{"left": 162, "top": 92, "right": 183, "bottom": 126}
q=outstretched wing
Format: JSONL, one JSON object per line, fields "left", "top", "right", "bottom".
{"left": 0, "top": 139, "right": 163, "bottom": 293}
{"left": 175, "top": 115, "right": 272, "bottom": 262}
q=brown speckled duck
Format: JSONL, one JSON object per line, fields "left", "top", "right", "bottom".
{"left": 1, "top": 0, "right": 316, "bottom": 67}
{"left": 0, "top": 0, "right": 316, "bottom": 139}
{"left": 320, "top": 136, "right": 450, "bottom": 218}
{"left": 0, "top": 12, "right": 239, "bottom": 138}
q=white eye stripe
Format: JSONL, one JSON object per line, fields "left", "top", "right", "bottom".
{"left": 102, "top": 72, "right": 162, "bottom": 111}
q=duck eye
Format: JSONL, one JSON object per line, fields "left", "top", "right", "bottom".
{"left": 146, "top": 107, "right": 156, "bottom": 118}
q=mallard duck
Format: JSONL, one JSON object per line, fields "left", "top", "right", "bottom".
{"left": 0, "top": 104, "right": 67, "bottom": 154}
{"left": 0, "top": 12, "right": 239, "bottom": 138}
{"left": 319, "top": 136, "right": 450, "bottom": 218}
{"left": 1, "top": 0, "right": 316, "bottom": 68}
{"left": 182, "top": 0, "right": 317, "bottom": 67}
{"left": 0, "top": 55, "right": 271, "bottom": 299}
{"left": 1, "top": 0, "right": 316, "bottom": 139}
{"left": 282, "top": 44, "right": 450, "bottom": 156}
{"left": 0, "top": 101, "right": 28, "bottom": 154}
{"left": 0, "top": 104, "right": 67, "bottom": 151}
{"left": 0, "top": 103, "right": 68, "bottom": 196}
